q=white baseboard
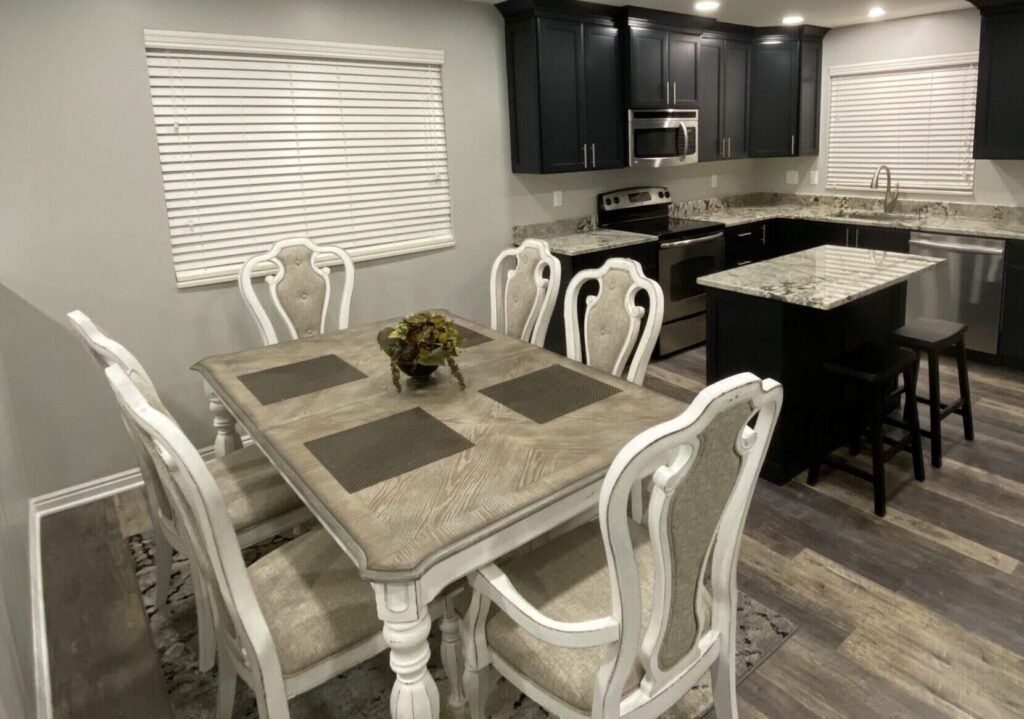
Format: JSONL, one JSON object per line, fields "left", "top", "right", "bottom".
{"left": 28, "top": 438, "right": 235, "bottom": 719}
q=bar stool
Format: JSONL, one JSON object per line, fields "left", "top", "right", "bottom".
{"left": 892, "top": 318, "right": 974, "bottom": 468}
{"left": 808, "top": 344, "right": 926, "bottom": 517}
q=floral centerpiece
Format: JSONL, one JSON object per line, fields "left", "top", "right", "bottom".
{"left": 377, "top": 311, "right": 465, "bottom": 392}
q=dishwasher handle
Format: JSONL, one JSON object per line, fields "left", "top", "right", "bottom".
{"left": 909, "top": 238, "right": 1005, "bottom": 256}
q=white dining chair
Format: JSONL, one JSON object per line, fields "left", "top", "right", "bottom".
{"left": 239, "top": 237, "right": 355, "bottom": 346}
{"left": 104, "top": 363, "right": 394, "bottom": 719}
{"left": 67, "top": 310, "right": 311, "bottom": 671}
{"left": 460, "top": 372, "right": 782, "bottom": 719}
{"left": 564, "top": 257, "right": 664, "bottom": 386}
{"left": 490, "top": 239, "right": 561, "bottom": 347}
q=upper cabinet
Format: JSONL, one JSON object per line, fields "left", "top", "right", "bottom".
{"left": 624, "top": 9, "right": 704, "bottom": 108}
{"left": 499, "top": 2, "right": 626, "bottom": 173}
{"left": 974, "top": 5, "right": 1024, "bottom": 160}
{"left": 699, "top": 34, "right": 751, "bottom": 161}
{"left": 749, "top": 30, "right": 824, "bottom": 158}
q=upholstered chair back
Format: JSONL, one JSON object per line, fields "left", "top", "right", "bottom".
{"left": 67, "top": 310, "right": 177, "bottom": 524}
{"left": 594, "top": 373, "right": 782, "bottom": 716}
{"left": 105, "top": 364, "right": 290, "bottom": 718}
{"left": 564, "top": 258, "right": 664, "bottom": 385}
{"left": 239, "top": 237, "right": 355, "bottom": 345}
{"left": 490, "top": 239, "right": 561, "bottom": 346}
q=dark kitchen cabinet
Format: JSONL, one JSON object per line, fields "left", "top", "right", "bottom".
{"left": 724, "top": 221, "right": 770, "bottom": 268}
{"left": 749, "top": 31, "right": 824, "bottom": 157}
{"left": 699, "top": 35, "right": 751, "bottom": 162}
{"left": 499, "top": 3, "right": 625, "bottom": 173}
{"left": 851, "top": 225, "right": 910, "bottom": 252}
{"left": 627, "top": 26, "right": 700, "bottom": 108}
{"left": 999, "top": 241, "right": 1024, "bottom": 361}
{"left": 974, "top": 6, "right": 1024, "bottom": 160}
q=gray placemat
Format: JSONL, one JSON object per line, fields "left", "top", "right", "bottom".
{"left": 454, "top": 324, "right": 493, "bottom": 348}
{"left": 305, "top": 407, "right": 474, "bottom": 492}
{"left": 480, "top": 364, "right": 621, "bottom": 424}
{"left": 238, "top": 355, "right": 365, "bottom": 405}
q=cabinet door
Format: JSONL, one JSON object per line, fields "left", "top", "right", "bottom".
{"left": 629, "top": 27, "right": 669, "bottom": 108}
{"left": 975, "top": 9, "right": 1024, "bottom": 160}
{"left": 725, "top": 222, "right": 770, "bottom": 268}
{"left": 749, "top": 39, "right": 798, "bottom": 157}
{"left": 797, "top": 39, "right": 822, "bottom": 156}
{"left": 722, "top": 39, "right": 750, "bottom": 159}
{"left": 852, "top": 226, "right": 910, "bottom": 252}
{"left": 583, "top": 23, "right": 625, "bottom": 170}
{"left": 668, "top": 32, "right": 700, "bottom": 107}
{"left": 698, "top": 37, "right": 723, "bottom": 162}
{"left": 537, "top": 18, "right": 586, "bottom": 172}
{"left": 1000, "top": 243, "right": 1024, "bottom": 360}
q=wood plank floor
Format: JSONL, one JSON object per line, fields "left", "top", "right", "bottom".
{"left": 41, "top": 347, "right": 1023, "bottom": 718}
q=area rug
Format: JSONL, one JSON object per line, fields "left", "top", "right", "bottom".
{"left": 129, "top": 533, "right": 796, "bottom": 718}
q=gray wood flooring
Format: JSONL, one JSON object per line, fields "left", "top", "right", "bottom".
{"left": 42, "top": 347, "right": 1024, "bottom": 718}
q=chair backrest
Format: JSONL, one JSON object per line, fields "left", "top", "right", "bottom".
{"left": 104, "top": 364, "right": 290, "bottom": 717}
{"left": 490, "top": 239, "right": 561, "bottom": 346}
{"left": 239, "top": 237, "right": 355, "bottom": 345}
{"left": 594, "top": 372, "right": 782, "bottom": 716}
{"left": 564, "top": 258, "right": 664, "bottom": 385}
{"left": 66, "top": 310, "right": 176, "bottom": 524}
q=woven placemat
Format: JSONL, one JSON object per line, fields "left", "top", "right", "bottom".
{"left": 480, "top": 364, "right": 621, "bottom": 424}
{"left": 454, "top": 324, "right": 493, "bottom": 348}
{"left": 305, "top": 407, "right": 474, "bottom": 492}
{"left": 238, "top": 355, "right": 365, "bottom": 405}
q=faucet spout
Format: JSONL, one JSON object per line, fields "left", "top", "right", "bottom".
{"left": 870, "top": 164, "right": 899, "bottom": 213}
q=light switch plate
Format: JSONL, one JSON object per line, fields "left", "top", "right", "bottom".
{"left": 711, "top": 174, "right": 718, "bottom": 189}
{"left": 809, "top": 170, "right": 819, "bottom": 185}
{"left": 553, "top": 190, "right": 563, "bottom": 208}
{"left": 786, "top": 171, "right": 800, "bottom": 185}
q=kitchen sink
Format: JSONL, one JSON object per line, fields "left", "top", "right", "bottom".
{"left": 834, "top": 210, "right": 919, "bottom": 222}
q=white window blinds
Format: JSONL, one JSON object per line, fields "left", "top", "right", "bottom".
{"left": 144, "top": 30, "right": 453, "bottom": 288}
{"left": 827, "top": 52, "right": 978, "bottom": 194}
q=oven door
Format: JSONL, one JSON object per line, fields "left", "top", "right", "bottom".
{"left": 630, "top": 119, "right": 697, "bottom": 167}
{"left": 658, "top": 232, "right": 724, "bottom": 321}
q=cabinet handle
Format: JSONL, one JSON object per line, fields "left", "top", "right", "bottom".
{"left": 855, "top": 229, "right": 860, "bottom": 248}
{"left": 845, "top": 228, "right": 850, "bottom": 246}
{"left": 582, "top": 144, "right": 588, "bottom": 169}
{"left": 665, "top": 82, "right": 670, "bottom": 104}
{"left": 791, "top": 135, "right": 796, "bottom": 155}
{"left": 737, "top": 260, "right": 753, "bottom": 266}
{"left": 591, "top": 143, "right": 596, "bottom": 168}
{"left": 737, "top": 231, "right": 753, "bottom": 238}
{"left": 720, "top": 138, "right": 725, "bottom": 158}
{"left": 727, "top": 137, "right": 732, "bottom": 158}
{"left": 673, "top": 81, "right": 677, "bottom": 104}
{"left": 760, "top": 224, "right": 767, "bottom": 244}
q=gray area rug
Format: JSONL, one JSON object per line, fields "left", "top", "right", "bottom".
{"left": 129, "top": 533, "right": 796, "bottom": 718}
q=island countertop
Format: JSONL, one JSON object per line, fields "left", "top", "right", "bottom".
{"left": 698, "top": 245, "right": 944, "bottom": 310}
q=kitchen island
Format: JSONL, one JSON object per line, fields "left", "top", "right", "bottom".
{"left": 699, "top": 245, "right": 943, "bottom": 483}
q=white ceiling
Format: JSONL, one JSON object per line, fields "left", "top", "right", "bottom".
{"left": 470, "top": 0, "right": 975, "bottom": 28}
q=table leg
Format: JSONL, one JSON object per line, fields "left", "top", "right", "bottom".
{"left": 204, "top": 381, "right": 242, "bottom": 457}
{"left": 374, "top": 582, "right": 439, "bottom": 719}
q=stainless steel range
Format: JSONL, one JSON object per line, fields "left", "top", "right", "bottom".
{"left": 597, "top": 187, "right": 725, "bottom": 356}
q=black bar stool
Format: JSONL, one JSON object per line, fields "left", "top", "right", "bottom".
{"left": 808, "top": 344, "right": 926, "bottom": 517}
{"left": 892, "top": 318, "right": 974, "bottom": 468}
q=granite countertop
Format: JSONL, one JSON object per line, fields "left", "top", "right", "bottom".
{"left": 683, "top": 204, "right": 1024, "bottom": 242}
{"left": 698, "top": 245, "right": 944, "bottom": 310}
{"left": 517, "top": 228, "right": 658, "bottom": 256}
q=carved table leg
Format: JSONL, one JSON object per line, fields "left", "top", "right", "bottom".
{"left": 440, "top": 593, "right": 466, "bottom": 708}
{"left": 204, "top": 381, "right": 241, "bottom": 457}
{"left": 375, "top": 582, "right": 440, "bottom": 719}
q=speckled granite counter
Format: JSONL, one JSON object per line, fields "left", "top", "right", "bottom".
{"left": 698, "top": 245, "right": 944, "bottom": 310}
{"left": 514, "top": 228, "right": 657, "bottom": 256}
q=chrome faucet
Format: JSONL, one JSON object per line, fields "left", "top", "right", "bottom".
{"left": 870, "top": 165, "right": 899, "bottom": 213}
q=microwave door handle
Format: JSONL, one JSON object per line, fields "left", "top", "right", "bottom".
{"left": 680, "top": 121, "right": 689, "bottom": 159}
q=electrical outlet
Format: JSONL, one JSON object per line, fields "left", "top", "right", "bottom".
{"left": 553, "top": 190, "right": 563, "bottom": 208}
{"left": 786, "top": 171, "right": 800, "bottom": 185}
{"left": 809, "top": 170, "right": 819, "bottom": 185}
{"left": 711, "top": 174, "right": 718, "bottom": 189}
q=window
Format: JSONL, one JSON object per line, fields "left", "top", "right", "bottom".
{"left": 826, "top": 52, "right": 978, "bottom": 194}
{"left": 144, "top": 31, "right": 453, "bottom": 288}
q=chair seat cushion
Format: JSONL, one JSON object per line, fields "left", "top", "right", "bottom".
{"left": 208, "top": 445, "right": 306, "bottom": 534}
{"left": 248, "top": 528, "right": 380, "bottom": 677}
{"left": 823, "top": 343, "right": 918, "bottom": 384}
{"left": 485, "top": 519, "right": 710, "bottom": 713}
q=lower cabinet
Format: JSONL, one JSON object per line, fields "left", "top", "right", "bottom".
{"left": 724, "top": 221, "right": 770, "bottom": 268}
{"left": 999, "top": 241, "right": 1024, "bottom": 362}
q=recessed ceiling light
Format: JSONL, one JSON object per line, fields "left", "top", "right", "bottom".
{"left": 782, "top": 15, "right": 805, "bottom": 25}
{"left": 868, "top": 6, "right": 886, "bottom": 18}
{"left": 695, "top": 0, "right": 720, "bottom": 11}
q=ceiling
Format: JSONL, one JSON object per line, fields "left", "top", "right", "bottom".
{"left": 470, "top": 0, "right": 976, "bottom": 28}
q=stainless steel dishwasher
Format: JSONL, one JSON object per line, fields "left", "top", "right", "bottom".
{"left": 907, "top": 232, "right": 1006, "bottom": 354}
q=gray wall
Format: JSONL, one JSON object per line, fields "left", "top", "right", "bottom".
{"left": 756, "top": 9, "right": 1024, "bottom": 205}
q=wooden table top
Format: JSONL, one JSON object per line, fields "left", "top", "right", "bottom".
{"left": 194, "top": 314, "right": 683, "bottom": 582}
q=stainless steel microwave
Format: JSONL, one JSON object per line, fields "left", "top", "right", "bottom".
{"left": 629, "top": 109, "right": 699, "bottom": 167}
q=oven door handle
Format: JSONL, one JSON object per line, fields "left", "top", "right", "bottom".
{"left": 660, "top": 232, "right": 724, "bottom": 249}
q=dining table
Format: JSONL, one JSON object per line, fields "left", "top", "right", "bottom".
{"left": 193, "top": 312, "right": 684, "bottom": 719}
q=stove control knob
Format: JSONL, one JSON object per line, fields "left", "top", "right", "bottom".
{"left": 613, "top": 197, "right": 620, "bottom": 204}
{"left": 665, "top": 190, "right": 671, "bottom": 198}
{"left": 658, "top": 191, "right": 665, "bottom": 198}
{"left": 604, "top": 198, "right": 611, "bottom": 205}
